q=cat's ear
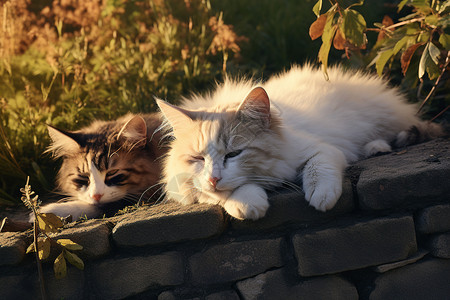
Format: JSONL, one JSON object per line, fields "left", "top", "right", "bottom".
{"left": 238, "top": 87, "right": 271, "bottom": 125}
{"left": 155, "top": 99, "right": 194, "bottom": 133}
{"left": 46, "top": 125, "right": 81, "bottom": 157}
{"left": 117, "top": 115, "right": 147, "bottom": 143}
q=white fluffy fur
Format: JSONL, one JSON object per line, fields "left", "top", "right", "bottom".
{"left": 158, "top": 65, "right": 442, "bottom": 220}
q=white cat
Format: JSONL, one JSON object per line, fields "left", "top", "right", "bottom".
{"left": 156, "top": 65, "right": 443, "bottom": 220}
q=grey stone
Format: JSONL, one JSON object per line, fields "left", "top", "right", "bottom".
{"left": 113, "top": 202, "right": 225, "bottom": 247}
{"left": 0, "top": 232, "right": 28, "bottom": 266}
{"left": 0, "top": 274, "right": 33, "bottom": 299}
{"left": 90, "top": 252, "right": 184, "bottom": 300}
{"left": 367, "top": 258, "right": 450, "bottom": 300}
{"left": 189, "top": 238, "right": 284, "bottom": 285}
{"left": 373, "top": 249, "right": 429, "bottom": 273}
{"left": 293, "top": 216, "right": 417, "bottom": 276}
{"left": 231, "top": 178, "right": 354, "bottom": 231}
{"left": 205, "top": 290, "right": 240, "bottom": 300}
{"left": 158, "top": 291, "right": 177, "bottom": 300}
{"left": 51, "top": 219, "right": 111, "bottom": 259}
{"left": 416, "top": 204, "right": 450, "bottom": 234}
{"left": 428, "top": 232, "right": 450, "bottom": 258}
{"left": 236, "top": 268, "right": 358, "bottom": 300}
{"left": 355, "top": 139, "right": 450, "bottom": 210}
{"left": 45, "top": 267, "right": 85, "bottom": 300}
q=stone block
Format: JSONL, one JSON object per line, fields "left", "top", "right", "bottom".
{"left": 0, "top": 232, "right": 28, "bottom": 266}
{"left": 231, "top": 178, "right": 354, "bottom": 231}
{"left": 113, "top": 202, "right": 225, "bottom": 247}
{"left": 293, "top": 216, "right": 417, "bottom": 276}
{"left": 52, "top": 219, "right": 111, "bottom": 260}
{"left": 189, "top": 238, "right": 284, "bottom": 285}
{"left": 355, "top": 139, "right": 450, "bottom": 210}
{"left": 236, "top": 268, "right": 358, "bottom": 300}
{"left": 428, "top": 233, "right": 450, "bottom": 258}
{"left": 416, "top": 204, "right": 450, "bottom": 234}
{"left": 45, "top": 267, "right": 85, "bottom": 300}
{"left": 0, "top": 274, "right": 33, "bottom": 299}
{"left": 90, "top": 252, "right": 184, "bottom": 299}
{"left": 366, "top": 258, "right": 450, "bottom": 300}
{"left": 373, "top": 249, "right": 429, "bottom": 273}
{"left": 205, "top": 290, "right": 240, "bottom": 300}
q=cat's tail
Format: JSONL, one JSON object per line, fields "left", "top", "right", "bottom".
{"left": 395, "top": 121, "right": 445, "bottom": 147}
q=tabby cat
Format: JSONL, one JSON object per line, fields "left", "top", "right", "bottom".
{"left": 36, "top": 113, "right": 165, "bottom": 220}
{"left": 156, "top": 65, "right": 443, "bottom": 220}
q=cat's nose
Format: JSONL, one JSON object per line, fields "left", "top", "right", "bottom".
{"left": 208, "top": 176, "right": 221, "bottom": 188}
{"left": 92, "top": 194, "right": 103, "bottom": 202}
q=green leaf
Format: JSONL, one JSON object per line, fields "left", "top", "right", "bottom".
{"left": 398, "top": 0, "right": 410, "bottom": 12}
{"left": 318, "top": 10, "right": 338, "bottom": 78}
{"left": 64, "top": 250, "right": 85, "bottom": 270}
{"left": 393, "top": 36, "right": 412, "bottom": 55}
{"left": 26, "top": 243, "right": 36, "bottom": 254}
{"left": 428, "top": 42, "right": 441, "bottom": 64}
{"left": 439, "top": 33, "right": 450, "bottom": 50}
{"left": 57, "top": 239, "right": 83, "bottom": 251}
{"left": 411, "top": 0, "right": 433, "bottom": 14}
{"left": 424, "top": 15, "right": 439, "bottom": 26}
{"left": 313, "top": 0, "right": 323, "bottom": 17}
{"left": 375, "top": 48, "right": 395, "bottom": 76}
{"left": 54, "top": 252, "right": 67, "bottom": 279}
{"left": 37, "top": 213, "right": 63, "bottom": 233}
{"left": 38, "top": 237, "right": 51, "bottom": 260}
{"left": 438, "top": 1, "right": 450, "bottom": 14}
{"left": 340, "top": 9, "right": 367, "bottom": 47}
{"left": 418, "top": 42, "right": 439, "bottom": 78}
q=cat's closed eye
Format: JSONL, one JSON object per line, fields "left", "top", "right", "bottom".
{"left": 224, "top": 150, "right": 243, "bottom": 160}
{"left": 105, "top": 173, "right": 128, "bottom": 186}
{"left": 188, "top": 155, "right": 205, "bottom": 164}
{"left": 73, "top": 176, "right": 89, "bottom": 188}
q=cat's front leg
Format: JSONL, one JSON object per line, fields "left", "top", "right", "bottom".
{"left": 302, "top": 144, "right": 347, "bottom": 211}
{"left": 223, "top": 184, "right": 269, "bottom": 220}
{"left": 29, "top": 201, "right": 100, "bottom": 222}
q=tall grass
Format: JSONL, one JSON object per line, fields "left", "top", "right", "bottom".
{"left": 0, "top": 0, "right": 244, "bottom": 205}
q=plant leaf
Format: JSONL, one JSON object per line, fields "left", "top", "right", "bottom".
{"left": 64, "top": 250, "right": 85, "bottom": 270}
{"left": 38, "top": 237, "right": 51, "bottom": 260}
{"left": 340, "top": 9, "right": 367, "bottom": 47}
{"left": 313, "top": 0, "right": 323, "bottom": 17}
{"left": 57, "top": 239, "right": 83, "bottom": 251}
{"left": 54, "top": 252, "right": 67, "bottom": 279}
{"left": 439, "top": 33, "right": 450, "bottom": 50}
{"left": 375, "top": 48, "right": 395, "bottom": 76}
{"left": 26, "top": 242, "right": 36, "bottom": 254}
{"left": 309, "top": 14, "right": 328, "bottom": 40}
{"left": 428, "top": 42, "right": 441, "bottom": 64}
{"left": 401, "top": 43, "right": 424, "bottom": 74}
{"left": 393, "top": 35, "right": 412, "bottom": 55}
{"left": 318, "top": 10, "right": 338, "bottom": 78}
{"left": 333, "top": 29, "right": 346, "bottom": 50}
{"left": 419, "top": 42, "right": 430, "bottom": 78}
{"left": 397, "top": 0, "right": 409, "bottom": 12}
{"left": 37, "top": 213, "right": 63, "bottom": 233}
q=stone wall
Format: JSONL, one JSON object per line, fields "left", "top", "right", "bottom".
{"left": 1, "top": 138, "right": 450, "bottom": 300}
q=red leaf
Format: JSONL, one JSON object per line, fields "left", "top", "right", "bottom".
{"left": 377, "top": 15, "right": 394, "bottom": 42}
{"left": 309, "top": 14, "right": 327, "bottom": 40}
{"left": 401, "top": 43, "right": 424, "bottom": 75}
{"left": 333, "top": 29, "right": 346, "bottom": 50}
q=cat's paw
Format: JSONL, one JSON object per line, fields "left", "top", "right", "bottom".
{"left": 30, "top": 201, "right": 100, "bottom": 222}
{"left": 223, "top": 184, "right": 269, "bottom": 220}
{"left": 303, "top": 178, "right": 342, "bottom": 212}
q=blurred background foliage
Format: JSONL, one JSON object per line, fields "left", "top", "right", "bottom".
{"left": 0, "top": 0, "right": 448, "bottom": 206}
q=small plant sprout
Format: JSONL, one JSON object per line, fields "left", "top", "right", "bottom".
{"left": 21, "top": 177, "right": 85, "bottom": 300}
